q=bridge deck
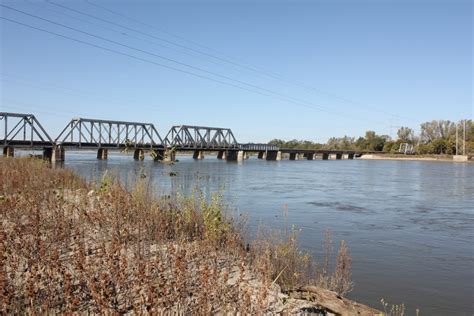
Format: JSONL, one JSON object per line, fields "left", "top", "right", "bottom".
{"left": 1, "top": 140, "right": 53, "bottom": 148}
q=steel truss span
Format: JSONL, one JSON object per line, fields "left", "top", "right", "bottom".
{"left": 55, "top": 117, "right": 164, "bottom": 149}
{"left": 0, "top": 112, "right": 53, "bottom": 148}
{"left": 164, "top": 125, "right": 239, "bottom": 150}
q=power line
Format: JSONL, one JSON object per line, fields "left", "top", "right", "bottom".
{"left": 82, "top": 0, "right": 414, "bottom": 122}
{"left": 47, "top": 0, "right": 269, "bottom": 76}
{"left": 0, "top": 99, "right": 73, "bottom": 119}
{"left": 50, "top": 0, "right": 293, "bottom": 85}
{"left": 2, "top": 5, "right": 386, "bottom": 125}
{"left": 2, "top": 4, "right": 333, "bottom": 113}
{"left": 1, "top": 74, "right": 129, "bottom": 106}
{"left": 0, "top": 76, "right": 142, "bottom": 115}
{"left": 0, "top": 16, "right": 328, "bottom": 115}
{"left": 83, "top": 0, "right": 259, "bottom": 66}
{"left": 23, "top": 0, "right": 229, "bottom": 70}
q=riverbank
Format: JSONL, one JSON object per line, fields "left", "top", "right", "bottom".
{"left": 358, "top": 154, "right": 473, "bottom": 163}
{"left": 0, "top": 157, "right": 381, "bottom": 314}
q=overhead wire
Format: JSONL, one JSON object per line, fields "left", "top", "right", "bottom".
{"left": 2, "top": 4, "right": 332, "bottom": 111}
{"left": 82, "top": 0, "right": 414, "bottom": 122}
{"left": 1, "top": 73, "right": 146, "bottom": 110}
{"left": 48, "top": 0, "right": 275, "bottom": 79}
{"left": 0, "top": 16, "right": 306, "bottom": 111}
{"left": 1, "top": 5, "right": 386, "bottom": 126}
{"left": 23, "top": 0, "right": 230, "bottom": 70}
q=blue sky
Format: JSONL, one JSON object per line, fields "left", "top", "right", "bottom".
{"left": 1, "top": 0, "right": 472, "bottom": 143}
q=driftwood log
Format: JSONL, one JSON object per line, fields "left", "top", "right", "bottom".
{"left": 286, "top": 286, "right": 382, "bottom": 316}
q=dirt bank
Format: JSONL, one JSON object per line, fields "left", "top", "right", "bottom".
{"left": 358, "top": 154, "right": 473, "bottom": 163}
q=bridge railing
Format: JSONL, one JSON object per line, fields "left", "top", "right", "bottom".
{"left": 0, "top": 112, "right": 53, "bottom": 147}
{"left": 55, "top": 117, "right": 164, "bottom": 149}
{"left": 239, "top": 143, "right": 279, "bottom": 151}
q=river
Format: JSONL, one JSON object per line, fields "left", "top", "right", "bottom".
{"left": 61, "top": 152, "right": 473, "bottom": 315}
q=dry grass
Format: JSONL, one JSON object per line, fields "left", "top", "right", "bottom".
{"left": 0, "top": 157, "right": 354, "bottom": 314}
{"left": 380, "top": 299, "right": 420, "bottom": 316}
{"left": 251, "top": 207, "right": 353, "bottom": 296}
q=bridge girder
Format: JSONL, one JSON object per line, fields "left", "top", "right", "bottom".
{"left": 164, "top": 125, "right": 239, "bottom": 149}
{"left": 55, "top": 117, "right": 164, "bottom": 149}
{"left": 0, "top": 112, "right": 53, "bottom": 148}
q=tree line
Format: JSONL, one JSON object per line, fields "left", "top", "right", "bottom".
{"left": 268, "top": 119, "right": 473, "bottom": 155}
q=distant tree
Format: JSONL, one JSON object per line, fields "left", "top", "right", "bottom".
{"left": 420, "top": 120, "right": 455, "bottom": 143}
{"left": 326, "top": 136, "right": 355, "bottom": 150}
{"left": 268, "top": 119, "right": 473, "bottom": 155}
{"left": 397, "top": 127, "right": 415, "bottom": 143}
{"left": 354, "top": 137, "right": 367, "bottom": 150}
{"left": 268, "top": 139, "right": 322, "bottom": 150}
{"left": 431, "top": 139, "right": 448, "bottom": 154}
{"left": 361, "top": 131, "right": 386, "bottom": 151}
{"left": 268, "top": 139, "right": 285, "bottom": 147}
{"left": 383, "top": 141, "right": 396, "bottom": 152}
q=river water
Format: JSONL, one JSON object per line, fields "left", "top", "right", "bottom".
{"left": 61, "top": 152, "right": 473, "bottom": 315}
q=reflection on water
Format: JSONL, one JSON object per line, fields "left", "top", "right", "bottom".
{"left": 60, "top": 151, "right": 474, "bottom": 315}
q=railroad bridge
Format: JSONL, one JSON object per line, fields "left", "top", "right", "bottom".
{"left": 1, "top": 112, "right": 357, "bottom": 162}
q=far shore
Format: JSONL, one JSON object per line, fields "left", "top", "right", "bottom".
{"left": 358, "top": 154, "right": 473, "bottom": 163}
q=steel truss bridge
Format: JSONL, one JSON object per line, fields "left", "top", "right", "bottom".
{"left": 1, "top": 112, "right": 358, "bottom": 162}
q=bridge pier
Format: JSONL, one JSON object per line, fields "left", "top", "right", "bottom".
{"left": 266, "top": 151, "right": 282, "bottom": 161}
{"left": 97, "top": 148, "right": 108, "bottom": 160}
{"left": 336, "top": 153, "right": 343, "bottom": 160}
{"left": 347, "top": 153, "right": 354, "bottom": 160}
{"left": 152, "top": 149, "right": 165, "bottom": 161}
{"left": 43, "top": 146, "right": 65, "bottom": 163}
{"left": 3, "top": 146, "right": 14, "bottom": 157}
{"left": 306, "top": 153, "right": 314, "bottom": 160}
{"left": 166, "top": 149, "right": 176, "bottom": 162}
{"left": 289, "top": 153, "right": 299, "bottom": 160}
{"left": 226, "top": 150, "right": 246, "bottom": 161}
{"left": 322, "top": 153, "right": 329, "bottom": 160}
{"left": 258, "top": 151, "right": 267, "bottom": 159}
{"left": 193, "top": 150, "right": 205, "bottom": 160}
{"left": 226, "top": 150, "right": 237, "bottom": 161}
{"left": 133, "top": 149, "right": 145, "bottom": 161}
{"left": 217, "top": 150, "right": 226, "bottom": 160}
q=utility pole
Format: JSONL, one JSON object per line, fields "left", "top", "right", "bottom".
{"left": 463, "top": 120, "right": 466, "bottom": 155}
{"left": 456, "top": 122, "right": 458, "bottom": 156}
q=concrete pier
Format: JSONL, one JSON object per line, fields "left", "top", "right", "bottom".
{"left": 289, "top": 153, "right": 298, "bottom": 160}
{"left": 226, "top": 150, "right": 246, "bottom": 161}
{"left": 152, "top": 149, "right": 165, "bottom": 161}
{"left": 217, "top": 151, "right": 226, "bottom": 160}
{"left": 226, "top": 150, "right": 238, "bottom": 161}
{"left": 97, "top": 148, "right": 108, "bottom": 160}
{"left": 193, "top": 150, "right": 205, "bottom": 160}
{"left": 166, "top": 150, "right": 176, "bottom": 162}
{"left": 133, "top": 149, "right": 145, "bottom": 161}
{"left": 3, "top": 146, "right": 14, "bottom": 157}
{"left": 347, "top": 153, "right": 354, "bottom": 160}
{"left": 43, "top": 147, "right": 65, "bottom": 163}
{"left": 453, "top": 155, "right": 468, "bottom": 162}
{"left": 266, "top": 151, "right": 282, "bottom": 161}
{"left": 258, "top": 151, "right": 267, "bottom": 159}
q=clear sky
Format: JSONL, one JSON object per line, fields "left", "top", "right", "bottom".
{"left": 1, "top": 0, "right": 472, "bottom": 143}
